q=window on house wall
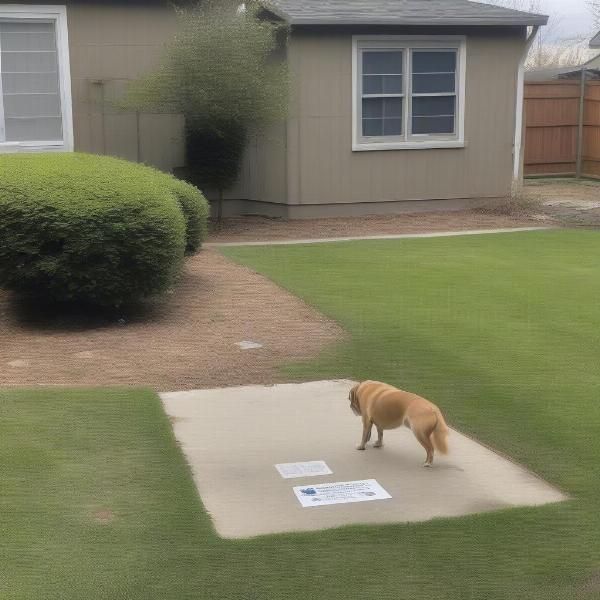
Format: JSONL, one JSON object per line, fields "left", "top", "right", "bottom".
{"left": 0, "top": 7, "right": 72, "bottom": 152}
{"left": 353, "top": 37, "right": 465, "bottom": 151}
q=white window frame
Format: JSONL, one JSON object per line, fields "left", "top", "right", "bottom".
{"left": 0, "top": 4, "right": 73, "bottom": 153}
{"left": 352, "top": 35, "right": 466, "bottom": 152}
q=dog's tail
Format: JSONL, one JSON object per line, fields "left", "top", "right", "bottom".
{"left": 431, "top": 410, "right": 449, "bottom": 455}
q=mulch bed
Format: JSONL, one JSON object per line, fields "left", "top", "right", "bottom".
{"left": 207, "top": 209, "right": 546, "bottom": 243}
{"left": 0, "top": 250, "right": 343, "bottom": 391}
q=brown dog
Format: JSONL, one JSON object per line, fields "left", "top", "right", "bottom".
{"left": 349, "top": 380, "right": 449, "bottom": 467}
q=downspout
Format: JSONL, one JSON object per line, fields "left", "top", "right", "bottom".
{"left": 513, "top": 25, "right": 540, "bottom": 183}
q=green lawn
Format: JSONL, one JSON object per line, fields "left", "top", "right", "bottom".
{"left": 3, "top": 229, "right": 600, "bottom": 599}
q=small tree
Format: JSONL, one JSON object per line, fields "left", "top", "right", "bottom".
{"left": 124, "top": 0, "right": 289, "bottom": 219}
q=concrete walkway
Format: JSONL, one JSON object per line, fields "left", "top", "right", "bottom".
{"left": 161, "top": 380, "right": 567, "bottom": 538}
{"left": 206, "top": 226, "right": 554, "bottom": 247}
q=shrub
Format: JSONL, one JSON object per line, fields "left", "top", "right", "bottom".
{"left": 141, "top": 168, "right": 209, "bottom": 254}
{"left": 0, "top": 153, "right": 193, "bottom": 307}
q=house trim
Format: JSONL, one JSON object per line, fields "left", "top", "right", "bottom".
{"left": 351, "top": 35, "right": 467, "bottom": 152}
{"left": 0, "top": 4, "right": 73, "bottom": 153}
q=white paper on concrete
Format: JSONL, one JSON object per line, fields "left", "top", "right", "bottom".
{"left": 275, "top": 460, "right": 333, "bottom": 479}
{"left": 293, "top": 479, "right": 392, "bottom": 508}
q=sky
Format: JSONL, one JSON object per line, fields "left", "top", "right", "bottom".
{"left": 482, "top": 0, "right": 596, "bottom": 42}
{"left": 540, "top": 0, "right": 595, "bottom": 41}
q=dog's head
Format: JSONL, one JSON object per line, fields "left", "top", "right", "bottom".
{"left": 349, "top": 384, "right": 361, "bottom": 416}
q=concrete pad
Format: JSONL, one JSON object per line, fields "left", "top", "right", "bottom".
{"left": 161, "top": 380, "right": 567, "bottom": 538}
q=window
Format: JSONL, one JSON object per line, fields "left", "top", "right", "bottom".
{"left": 353, "top": 36, "right": 465, "bottom": 151}
{"left": 0, "top": 6, "right": 73, "bottom": 152}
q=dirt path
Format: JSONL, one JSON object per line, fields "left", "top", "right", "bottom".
{"left": 208, "top": 210, "right": 545, "bottom": 244}
{"left": 0, "top": 250, "right": 344, "bottom": 391}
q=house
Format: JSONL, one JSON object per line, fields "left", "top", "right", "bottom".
{"left": 0, "top": 1, "right": 547, "bottom": 217}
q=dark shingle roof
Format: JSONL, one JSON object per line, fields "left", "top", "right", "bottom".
{"left": 590, "top": 31, "right": 600, "bottom": 48}
{"left": 264, "top": 0, "right": 548, "bottom": 27}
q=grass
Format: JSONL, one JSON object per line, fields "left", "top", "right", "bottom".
{"left": 3, "top": 229, "right": 600, "bottom": 599}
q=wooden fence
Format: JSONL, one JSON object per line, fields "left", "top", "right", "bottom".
{"left": 524, "top": 79, "right": 600, "bottom": 178}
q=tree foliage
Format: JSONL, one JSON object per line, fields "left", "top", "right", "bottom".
{"left": 124, "top": 1, "right": 289, "bottom": 210}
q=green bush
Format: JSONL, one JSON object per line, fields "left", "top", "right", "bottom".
{"left": 0, "top": 153, "right": 202, "bottom": 307}
{"left": 144, "top": 168, "right": 209, "bottom": 254}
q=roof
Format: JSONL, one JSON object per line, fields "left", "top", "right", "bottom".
{"left": 591, "top": 31, "right": 600, "bottom": 48}
{"left": 263, "top": 0, "right": 548, "bottom": 27}
{"left": 525, "top": 66, "right": 596, "bottom": 82}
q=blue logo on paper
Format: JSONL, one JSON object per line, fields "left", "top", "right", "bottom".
{"left": 300, "top": 488, "right": 317, "bottom": 496}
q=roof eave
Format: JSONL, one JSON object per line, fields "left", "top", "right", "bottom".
{"left": 287, "top": 17, "right": 549, "bottom": 27}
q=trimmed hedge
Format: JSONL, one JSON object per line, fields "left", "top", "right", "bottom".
{"left": 170, "top": 177, "right": 210, "bottom": 254}
{"left": 139, "top": 167, "right": 209, "bottom": 254}
{"left": 0, "top": 153, "right": 207, "bottom": 306}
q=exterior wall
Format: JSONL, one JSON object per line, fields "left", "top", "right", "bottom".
{"left": 65, "top": 0, "right": 275, "bottom": 192}
{"left": 285, "top": 26, "right": 527, "bottom": 209}
{"left": 64, "top": 1, "right": 184, "bottom": 171}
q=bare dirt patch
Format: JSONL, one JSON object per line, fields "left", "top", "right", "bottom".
{"left": 208, "top": 210, "right": 546, "bottom": 244}
{"left": 91, "top": 508, "right": 116, "bottom": 524}
{"left": 524, "top": 178, "right": 600, "bottom": 225}
{"left": 578, "top": 571, "right": 600, "bottom": 597}
{"left": 0, "top": 250, "right": 343, "bottom": 391}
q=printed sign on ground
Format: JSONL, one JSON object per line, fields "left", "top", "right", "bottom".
{"left": 275, "top": 460, "right": 333, "bottom": 479}
{"left": 293, "top": 479, "right": 392, "bottom": 507}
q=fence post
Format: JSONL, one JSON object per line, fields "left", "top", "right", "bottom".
{"left": 576, "top": 69, "right": 587, "bottom": 178}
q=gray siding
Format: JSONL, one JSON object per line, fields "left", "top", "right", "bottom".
{"left": 285, "top": 26, "right": 527, "bottom": 208}
{"left": 65, "top": 1, "right": 185, "bottom": 172}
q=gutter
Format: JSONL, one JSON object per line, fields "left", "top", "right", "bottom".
{"left": 513, "top": 25, "right": 540, "bottom": 182}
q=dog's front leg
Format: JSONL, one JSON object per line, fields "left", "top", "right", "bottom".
{"left": 374, "top": 425, "right": 384, "bottom": 448}
{"left": 357, "top": 420, "right": 372, "bottom": 450}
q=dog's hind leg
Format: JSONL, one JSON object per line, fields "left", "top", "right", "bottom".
{"left": 411, "top": 414, "right": 436, "bottom": 467}
{"left": 357, "top": 419, "right": 372, "bottom": 450}
{"left": 374, "top": 425, "right": 384, "bottom": 448}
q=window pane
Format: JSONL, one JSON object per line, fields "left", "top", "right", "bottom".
{"left": 363, "top": 51, "right": 403, "bottom": 74}
{"left": 5, "top": 116, "right": 63, "bottom": 141}
{"left": 412, "top": 51, "right": 456, "bottom": 73}
{"left": 0, "top": 31, "right": 56, "bottom": 52}
{"left": 0, "top": 51, "right": 58, "bottom": 73}
{"left": 363, "top": 74, "right": 403, "bottom": 95}
{"left": 362, "top": 118, "right": 383, "bottom": 136}
{"left": 363, "top": 97, "right": 383, "bottom": 119}
{"left": 0, "top": 20, "right": 63, "bottom": 143}
{"left": 383, "top": 118, "right": 402, "bottom": 136}
{"left": 362, "top": 97, "right": 403, "bottom": 137}
{"left": 383, "top": 97, "right": 402, "bottom": 118}
{"left": 412, "top": 96, "right": 455, "bottom": 117}
{"left": 412, "top": 73, "right": 455, "bottom": 94}
{"left": 0, "top": 22, "right": 54, "bottom": 33}
{"left": 3, "top": 93, "right": 61, "bottom": 118}
{"left": 412, "top": 115, "right": 455, "bottom": 135}
{"left": 2, "top": 72, "right": 59, "bottom": 94}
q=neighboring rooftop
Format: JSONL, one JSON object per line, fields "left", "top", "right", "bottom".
{"left": 264, "top": 0, "right": 548, "bottom": 27}
{"left": 591, "top": 30, "right": 600, "bottom": 48}
{"left": 525, "top": 66, "right": 600, "bottom": 82}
